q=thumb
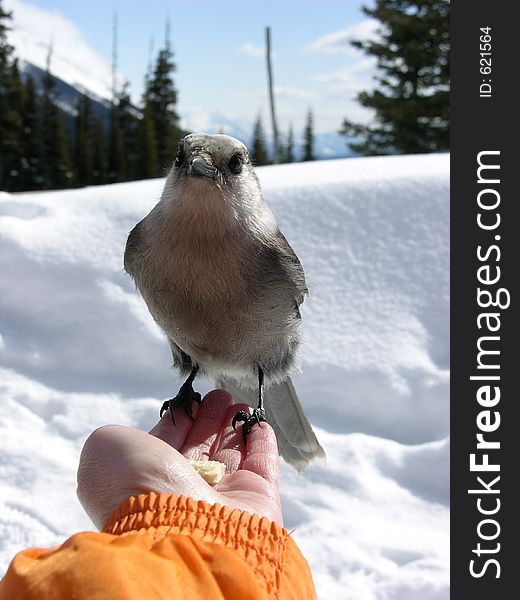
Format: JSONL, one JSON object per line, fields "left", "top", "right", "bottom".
{"left": 77, "top": 425, "right": 219, "bottom": 530}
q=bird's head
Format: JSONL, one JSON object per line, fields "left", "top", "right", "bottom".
{"left": 169, "top": 133, "right": 258, "bottom": 190}
{"left": 161, "top": 133, "right": 276, "bottom": 237}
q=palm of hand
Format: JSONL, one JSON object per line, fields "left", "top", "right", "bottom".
{"left": 77, "top": 391, "right": 282, "bottom": 530}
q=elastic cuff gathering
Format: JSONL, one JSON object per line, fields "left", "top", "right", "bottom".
{"left": 103, "top": 491, "right": 287, "bottom": 551}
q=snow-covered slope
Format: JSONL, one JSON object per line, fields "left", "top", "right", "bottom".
{"left": 0, "top": 154, "right": 449, "bottom": 599}
{"left": 5, "top": 0, "right": 117, "bottom": 100}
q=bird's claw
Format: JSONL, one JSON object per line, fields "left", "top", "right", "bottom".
{"left": 232, "top": 407, "right": 268, "bottom": 444}
{"left": 160, "top": 387, "right": 202, "bottom": 424}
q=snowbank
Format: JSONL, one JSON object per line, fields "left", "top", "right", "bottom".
{"left": 0, "top": 154, "right": 449, "bottom": 599}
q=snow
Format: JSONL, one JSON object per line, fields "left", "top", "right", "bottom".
{"left": 5, "top": 0, "right": 121, "bottom": 101}
{"left": 0, "top": 153, "right": 449, "bottom": 599}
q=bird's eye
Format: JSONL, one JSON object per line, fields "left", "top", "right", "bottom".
{"left": 228, "top": 153, "right": 243, "bottom": 174}
{"left": 174, "top": 146, "right": 185, "bottom": 167}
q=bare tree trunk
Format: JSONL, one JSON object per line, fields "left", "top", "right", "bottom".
{"left": 265, "top": 26, "right": 280, "bottom": 164}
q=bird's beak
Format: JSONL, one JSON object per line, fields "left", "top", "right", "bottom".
{"left": 186, "top": 155, "right": 218, "bottom": 179}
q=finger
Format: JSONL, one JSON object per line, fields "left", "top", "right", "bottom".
{"left": 240, "top": 421, "right": 280, "bottom": 485}
{"left": 212, "top": 403, "right": 252, "bottom": 473}
{"left": 180, "top": 390, "right": 234, "bottom": 460}
{"left": 149, "top": 399, "right": 200, "bottom": 451}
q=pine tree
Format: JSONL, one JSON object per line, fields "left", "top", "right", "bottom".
{"left": 44, "top": 103, "right": 71, "bottom": 189}
{"left": 19, "top": 75, "right": 44, "bottom": 190}
{"left": 284, "top": 124, "right": 295, "bottom": 163}
{"left": 40, "top": 64, "right": 71, "bottom": 189}
{"left": 250, "top": 115, "right": 269, "bottom": 166}
{"left": 136, "top": 96, "right": 158, "bottom": 179}
{"left": 108, "top": 102, "right": 125, "bottom": 182}
{"left": 119, "top": 86, "right": 139, "bottom": 180}
{"left": 0, "top": 0, "right": 11, "bottom": 70}
{"left": 74, "top": 94, "right": 94, "bottom": 186}
{"left": 340, "top": 0, "right": 450, "bottom": 155}
{"left": 147, "top": 29, "right": 181, "bottom": 173}
{"left": 1, "top": 60, "right": 24, "bottom": 189}
{"left": 0, "top": 2, "right": 23, "bottom": 190}
{"left": 108, "top": 82, "right": 138, "bottom": 182}
{"left": 302, "top": 109, "right": 315, "bottom": 162}
{"left": 0, "top": 0, "right": 14, "bottom": 139}
{"left": 92, "top": 117, "right": 107, "bottom": 185}
{"left": 0, "top": 1, "right": 13, "bottom": 187}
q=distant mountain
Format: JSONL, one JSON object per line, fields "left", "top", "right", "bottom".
{"left": 314, "top": 131, "right": 356, "bottom": 160}
{"left": 201, "top": 112, "right": 252, "bottom": 143}
{"left": 193, "top": 112, "right": 355, "bottom": 160}
{"left": 19, "top": 60, "right": 355, "bottom": 161}
{"left": 6, "top": 0, "right": 117, "bottom": 101}
{"left": 20, "top": 61, "right": 112, "bottom": 126}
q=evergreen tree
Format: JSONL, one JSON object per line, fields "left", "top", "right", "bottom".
{"left": 108, "top": 102, "right": 125, "bottom": 182}
{"left": 74, "top": 94, "right": 94, "bottom": 186}
{"left": 136, "top": 96, "right": 158, "bottom": 179}
{"left": 1, "top": 60, "right": 24, "bottom": 189}
{"left": 92, "top": 116, "right": 107, "bottom": 185}
{"left": 0, "top": 0, "right": 11, "bottom": 71}
{"left": 147, "top": 32, "right": 181, "bottom": 173}
{"left": 108, "top": 82, "right": 138, "bottom": 182}
{"left": 302, "top": 109, "right": 315, "bottom": 161}
{"left": 250, "top": 115, "right": 269, "bottom": 166}
{"left": 44, "top": 104, "right": 71, "bottom": 189}
{"left": 340, "top": 0, "right": 450, "bottom": 155}
{"left": 284, "top": 124, "right": 295, "bottom": 163}
{"left": 40, "top": 56, "right": 72, "bottom": 189}
{"left": 0, "top": 0, "right": 13, "bottom": 184}
{"left": 0, "top": 0, "right": 14, "bottom": 141}
{"left": 118, "top": 85, "right": 139, "bottom": 180}
{"left": 0, "top": 3, "right": 23, "bottom": 190}
{"left": 19, "top": 75, "right": 44, "bottom": 190}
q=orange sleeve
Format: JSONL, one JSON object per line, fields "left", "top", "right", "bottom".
{"left": 0, "top": 493, "right": 316, "bottom": 600}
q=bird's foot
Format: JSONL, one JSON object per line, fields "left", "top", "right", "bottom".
{"left": 232, "top": 407, "right": 268, "bottom": 444}
{"left": 160, "top": 385, "right": 202, "bottom": 424}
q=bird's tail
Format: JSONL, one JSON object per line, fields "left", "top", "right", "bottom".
{"left": 217, "top": 376, "right": 325, "bottom": 472}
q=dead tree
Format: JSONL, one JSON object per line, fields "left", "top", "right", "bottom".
{"left": 265, "top": 26, "right": 280, "bottom": 163}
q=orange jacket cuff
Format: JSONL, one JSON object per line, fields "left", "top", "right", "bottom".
{"left": 0, "top": 492, "right": 316, "bottom": 599}
{"left": 102, "top": 492, "right": 316, "bottom": 598}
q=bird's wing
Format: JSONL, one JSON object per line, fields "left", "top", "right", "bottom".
{"left": 123, "top": 220, "right": 145, "bottom": 278}
{"left": 272, "top": 229, "right": 309, "bottom": 308}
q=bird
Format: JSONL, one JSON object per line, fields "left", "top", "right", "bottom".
{"left": 124, "top": 133, "right": 325, "bottom": 471}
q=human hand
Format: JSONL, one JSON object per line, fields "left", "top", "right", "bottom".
{"left": 77, "top": 390, "right": 282, "bottom": 530}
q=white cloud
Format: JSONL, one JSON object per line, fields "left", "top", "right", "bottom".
{"left": 237, "top": 42, "right": 265, "bottom": 59}
{"left": 305, "top": 19, "right": 378, "bottom": 55}
{"left": 314, "top": 58, "right": 377, "bottom": 99}
{"left": 274, "top": 86, "right": 315, "bottom": 100}
{"left": 5, "top": 0, "right": 121, "bottom": 100}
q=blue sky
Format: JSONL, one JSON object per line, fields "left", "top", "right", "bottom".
{"left": 6, "top": 0, "right": 377, "bottom": 139}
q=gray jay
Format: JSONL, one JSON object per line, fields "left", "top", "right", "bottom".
{"left": 124, "top": 133, "right": 324, "bottom": 471}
